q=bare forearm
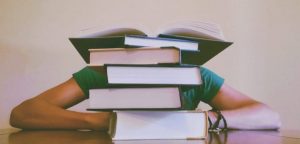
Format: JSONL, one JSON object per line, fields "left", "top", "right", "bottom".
{"left": 10, "top": 99, "right": 110, "bottom": 130}
{"left": 209, "top": 103, "right": 281, "bottom": 130}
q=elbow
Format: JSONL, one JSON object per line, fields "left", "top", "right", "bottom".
{"left": 244, "top": 103, "right": 282, "bottom": 130}
{"left": 261, "top": 104, "right": 282, "bottom": 130}
{"left": 270, "top": 110, "right": 282, "bottom": 130}
{"left": 9, "top": 100, "right": 34, "bottom": 129}
{"left": 10, "top": 106, "right": 24, "bottom": 128}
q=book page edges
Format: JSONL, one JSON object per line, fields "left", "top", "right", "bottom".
{"left": 108, "top": 112, "right": 117, "bottom": 138}
{"left": 111, "top": 111, "right": 208, "bottom": 140}
{"left": 186, "top": 111, "right": 208, "bottom": 140}
{"left": 71, "top": 23, "right": 151, "bottom": 38}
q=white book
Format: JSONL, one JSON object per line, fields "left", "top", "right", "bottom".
{"left": 88, "top": 47, "right": 181, "bottom": 65}
{"left": 109, "top": 111, "right": 208, "bottom": 140}
{"left": 105, "top": 65, "right": 202, "bottom": 86}
{"left": 88, "top": 87, "right": 183, "bottom": 110}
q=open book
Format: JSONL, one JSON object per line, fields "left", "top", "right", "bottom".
{"left": 69, "top": 21, "right": 232, "bottom": 64}
{"left": 75, "top": 21, "right": 226, "bottom": 41}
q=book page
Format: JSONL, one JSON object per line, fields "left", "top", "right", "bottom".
{"left": 157, "top": 21, "right": 225, "bottom": 41}
{"left": 71, "top": 23, "right": 151, "bottom": 38}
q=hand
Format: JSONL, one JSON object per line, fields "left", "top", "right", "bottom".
{"left": 85, "top": 112, "right": 112, "bottom": 131}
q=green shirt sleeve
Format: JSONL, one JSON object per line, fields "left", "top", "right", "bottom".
{"left": 72, "top": 66, "right": 108, "bottom": 97}
{"left": 181, "top": 67, "right": 224, "bottom": 110}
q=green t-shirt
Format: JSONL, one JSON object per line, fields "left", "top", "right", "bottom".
{"left": 73, "top": 66, "right": 224, "bottom": 110}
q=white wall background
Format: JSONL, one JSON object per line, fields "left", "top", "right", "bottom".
{"left": 0, "top": 0, "right": 299, "bottom": 130}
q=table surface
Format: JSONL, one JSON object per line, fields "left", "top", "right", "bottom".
{"left": 1, "top": 129, "right": 300, "bottom": 144}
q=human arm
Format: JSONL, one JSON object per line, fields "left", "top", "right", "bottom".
{"left": 9, "top": 78, "right": 110, "bottom": 130}
{"left": 10, "top": 66, "right": 281, "bottom": 131}
{"left": 207, "top": 83, "right": 281, "bottom": 130}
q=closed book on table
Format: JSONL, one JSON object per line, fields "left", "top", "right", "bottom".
{"left": 109, "top": 111, "right": 208, "bottom": 140}
{"left": 99, "top": 64, "right": 202, "bottom": 86}
{"left": 87, "top": 87, "right": 183, "bottom": 110}
{"left": 88, "top": 47, "right": 182, "bottom": 65}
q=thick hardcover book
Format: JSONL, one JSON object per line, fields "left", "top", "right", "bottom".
{"left": 159, "top": 34, "right": 233, "bottom": 65}
{"left": 69, "top": 35, "right": 198, "bottom": 63}
{"left": 88, "top": 46, "right": 205, "bottom": 65}
{"left": 88, "top": 47, "right": 182, "bottom": 65}
{"left": 108, "top": 111, "right": 208, "bottom": 140}
{"left": 100, "top": 64, "right": 202, "bottom": 86}
{"left": 87, "top": 87, "right": 183, "bottom": 110}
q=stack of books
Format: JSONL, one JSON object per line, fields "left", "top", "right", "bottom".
{"left": 69, "top": 21, "right": 232, "bottom": 141}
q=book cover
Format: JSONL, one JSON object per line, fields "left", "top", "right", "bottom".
{"left": 159, "top": 34, "right": 233, "bottom": 65}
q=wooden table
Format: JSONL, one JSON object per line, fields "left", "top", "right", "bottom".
{"left": 1, "top": 129, "right": 300, "bottom": 144}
